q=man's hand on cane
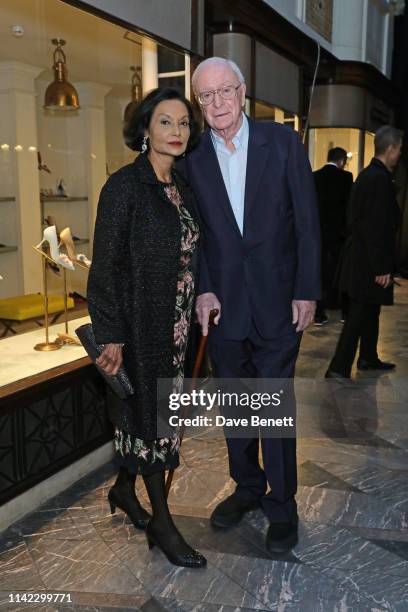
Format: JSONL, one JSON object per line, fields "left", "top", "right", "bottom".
{"left": 196, "top": 292, "right": 221, "bottom": 335}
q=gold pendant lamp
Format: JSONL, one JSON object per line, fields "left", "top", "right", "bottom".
{"left": 123, "top": 66, "right": 142, "bottom": 122}
{"left": 130, "top": 65, "right": 142, "bottom": 102}
{"left": 44, "top": 39, "right": 80, "bottom": 111}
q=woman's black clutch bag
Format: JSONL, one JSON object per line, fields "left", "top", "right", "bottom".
{"left": 75, "top": 323, "right": 134, "bottom": 399}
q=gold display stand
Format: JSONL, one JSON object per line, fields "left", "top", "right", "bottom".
{"left": 56, "top": 258, "right": 88, "bottom": 346}
{"left": 32, "top": 240, "right": 90, "bottom": 350}
{"left": 32, "top": 246, "right": 62, "bottom": 352}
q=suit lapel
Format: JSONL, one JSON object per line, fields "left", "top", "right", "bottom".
{"left": 243, "top": 119, "right": 270, "bottom": 233}
{"left": 193, "top": 130, "right": 242, "bottom": 237}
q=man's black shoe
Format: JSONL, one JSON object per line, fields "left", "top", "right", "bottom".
{"left": 314, "top": 314, "right": 329, "bottom": 326}
{"left": 266, "top": 521, "right": 298, "bottom": 554}
{"left": 325, "top": 368, "right": 350, "bottom": 379}
{"left": 357, "top": 359, "right": 396, "bottom": 371}
{"left": 210, "top": 493, "right": 260, "bottom": 528}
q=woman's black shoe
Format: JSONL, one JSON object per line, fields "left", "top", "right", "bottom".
{"left": 108, "top": 486, "right": 151, "bottom": 530}
{"left": 145, "top": 521, "right": 207, "bottom": 568}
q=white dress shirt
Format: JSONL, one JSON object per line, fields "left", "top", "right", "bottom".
{"left": 210, "top": 113, "right": 249, "bottom": 235}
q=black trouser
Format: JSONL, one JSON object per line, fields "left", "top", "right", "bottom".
{"left": 209, "top": 322, "right": 301, "bottom": 524}
{"left": 316, "top": 246, "right": 343, "bottom": 315}
{"left": 329, "top": 300, "right": 381, "bottom": 377}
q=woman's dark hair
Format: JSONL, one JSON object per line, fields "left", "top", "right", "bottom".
{"left": 123, "top": 87, "right": 200, "bottom": 153}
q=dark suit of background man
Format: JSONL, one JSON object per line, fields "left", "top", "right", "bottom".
{"left": 186, "top": 57, "right": 321, "bottom": 553}
{"left": 326, "top": 125, "right": 402, "bottom": 379}
{"left": 313, "top": 147, "right": 353, "bottom": 325}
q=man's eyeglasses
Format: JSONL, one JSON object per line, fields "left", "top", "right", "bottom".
{"left": 196, "top": 84, "right": 242, "bottom": 106}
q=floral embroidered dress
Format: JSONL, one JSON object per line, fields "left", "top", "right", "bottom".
{"left": 113, "top": 182, "right": 199, "bottom": 474}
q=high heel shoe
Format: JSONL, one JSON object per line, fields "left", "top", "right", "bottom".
{"left": 60, "top": 227, "right": 92, "bottom": 268}
{"left": 36, "top": 226, "right": 75, "bottom": 270}
{"left": 108, "top": 485, "right": 151, "bottom": 530}
{"left": 145, "top": 521, "right": 207, "bottom": 568}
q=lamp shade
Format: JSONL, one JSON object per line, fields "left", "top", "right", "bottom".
{"left": 44, "top": 39, "right": 79, "bottom": 111}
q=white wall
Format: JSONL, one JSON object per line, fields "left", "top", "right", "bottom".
{"left": 331, "top": 0, "right": 366, "bottom": 61}
{"left": 332, "top": 0, "right": 392, "bottom": 76}
{"left": 78, "top": 0, "right": 199, "bottom": 53}
{"left": 261, "top": 0, "right": 303, "bottom": 20}
{"left": 261, "top": 0, "right": 333, "bottom": 52}
{"left": 262, "top": 0, "right": 395, "bottom": 77}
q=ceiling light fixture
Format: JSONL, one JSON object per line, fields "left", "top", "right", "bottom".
{"left": 130, "top": 65, "right": 142, "bottom": 102}
{"left": 44, "top": 39, "right": 80, "bottom": 111}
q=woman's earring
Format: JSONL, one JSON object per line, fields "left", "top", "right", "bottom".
{"left": 141, "top": 136, "right": 148, "bottom": 154}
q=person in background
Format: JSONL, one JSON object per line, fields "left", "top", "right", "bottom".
{"left": 326, "top": 125, "right": 402, "bottom": 379}
{"left": 313, "top": 147, "right": 353, "bottom": 325}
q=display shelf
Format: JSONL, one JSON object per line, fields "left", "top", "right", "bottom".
{"left": 0, "top": 197, "right": 15, "bottom": 203}
{"left": 40, "top": 196, "right": 88, "bottom": 203}
{"left": 0, "top": 246, "right": 18, "bottom": 254}
{"left": 74, "top": 238, "right": 89, "bottom": 246}
{"left": 0, "top": 315, "right": 90, "bottom": 389}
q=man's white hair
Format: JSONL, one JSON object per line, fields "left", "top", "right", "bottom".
{"left": 192, "top": 57, "right": 245, "bottom": 92}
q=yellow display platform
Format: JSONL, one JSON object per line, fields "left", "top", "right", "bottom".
{"left": 0, "top": 293, "right": 74, "bottom": 321}
{"left": 0, "top": 293, "right": 75, "bottom": 337}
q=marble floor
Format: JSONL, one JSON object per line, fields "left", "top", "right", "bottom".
{"left": 1, "top": 281, "right": 408, "bottom": 611}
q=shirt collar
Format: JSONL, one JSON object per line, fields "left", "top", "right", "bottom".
{"left": 211, "top": 113, "right": 248, "bottom": 151}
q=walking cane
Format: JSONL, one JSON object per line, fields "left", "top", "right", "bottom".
{"left": 165, "top": 308, "right": 219, "bottom": 498}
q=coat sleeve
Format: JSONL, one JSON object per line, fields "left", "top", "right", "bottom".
{"left": 287, "top": 130, "right": 322, "bottom": 300}
{"left": 182, "top": 156, "right": 215, "bottom": 296}
{"left": 87, "top": 174, "right": 130, "bottom": 344}
{"left": 359, "top": 174, "right": 394, "bottom": 276}
{"left": 197, "top": 246, "right": 214, "bottom": 295}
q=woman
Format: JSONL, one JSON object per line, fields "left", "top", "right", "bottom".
{"left": 87, "top": 88, "right": 205, "bottom": 568}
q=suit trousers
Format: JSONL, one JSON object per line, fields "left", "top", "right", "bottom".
{"left": 330, "top": 300, "right": 381, "bottom": 377}
{"left": 317, "top": 246, "right": 342, "bottom": 314}
{"left": 209, "top": 322, "right": 301, "bottom": 524}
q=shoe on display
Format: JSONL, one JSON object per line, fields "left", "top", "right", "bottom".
{"left": 60, "top": 227, "right": 92, "bottom": 268}
{"left": 36, "top": 225, "right": 75, "bottom": 270}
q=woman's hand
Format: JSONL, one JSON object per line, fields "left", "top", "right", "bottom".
{"left": 96, "top": 343, "right": 123, "bottom": 375}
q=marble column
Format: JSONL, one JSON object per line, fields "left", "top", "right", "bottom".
{"left": 75, "top": 82, "right": 111, "bottom": 245}
{"left": 142, "top": 38, "right": 158, "bottom": 94}
{"left": 0, "top": 61, "right": 43, "bottom": 296}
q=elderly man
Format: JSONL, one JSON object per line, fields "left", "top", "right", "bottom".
{"left": 185, "top": 57, "right": 321, "bottom": 553}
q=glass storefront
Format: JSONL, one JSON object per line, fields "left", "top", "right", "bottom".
{"left": 308, "top": 127, "right": 376, "bottom": 178}
{"left": 255, "top": 100, "right": 299, "bottom": 131}
{"left": 0, "top": 0, "right": 189, "bottom": 301}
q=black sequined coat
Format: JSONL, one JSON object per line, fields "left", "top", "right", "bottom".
{"left": 87, "top": 154, "right": 199, "bottom": 439}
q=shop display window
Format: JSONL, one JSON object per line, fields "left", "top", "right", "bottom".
{"left": 364, "top": 131, "right": 375, "bottom": 167}
{"left": 254, "top": 100, "right": 299, "bottom": 131}
{"left": 0, "top": 0, "right": 189, "bottom": 303}
{"left": 309, "top": 127, "right": 361, "bottom": 178}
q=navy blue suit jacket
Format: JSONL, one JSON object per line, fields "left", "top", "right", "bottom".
{"left": 185, "top": 118, "right": 321, "bottom": 340}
